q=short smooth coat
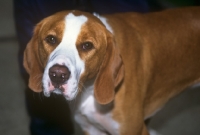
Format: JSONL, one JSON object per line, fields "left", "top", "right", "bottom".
{"left": 24, "top": 7, "right": 200, "bottom": 135}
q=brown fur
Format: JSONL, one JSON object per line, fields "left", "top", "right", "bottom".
{"left": 24, "top": 7, "right": 200, "bottom": 135}
{"left": 94, "top": 32, "right": 124, "bottom": 104}
{"left": 106, "top": 7, "right": 200, "bottom": 134}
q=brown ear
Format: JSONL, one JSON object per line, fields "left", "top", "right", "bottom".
{"left": 23, "top": 25, "right": 43, "bottom": 92}
{"left": 94, "top": 33, "right": 124, "bottom": 104}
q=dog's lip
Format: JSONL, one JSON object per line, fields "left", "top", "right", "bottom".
{"left": 52, "top": 88, "right": 64, "bottom": 94}
{"left": 44, "top": 91, "right": 51, "bottom": 97}
{"left": 44, "top": 77, "right": 79, "bottom": 99}
{"left": 51, "top": 83, "right": 66, "bottom": 91}
{"left": 45, "top": 81, "right": 66, "bottom": 95}
{"left": 45, "top": 86, "right": 65, "bottom": 96}
{"left": 49, "top": 81, "right": 66, "bottom": 90}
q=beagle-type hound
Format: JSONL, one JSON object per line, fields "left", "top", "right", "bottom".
{"left": 24, "top": 7, "right": 200, "bottom": 135}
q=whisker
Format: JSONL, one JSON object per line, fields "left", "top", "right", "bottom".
{"left": 70, "top": 87, "right": 82, "bottom": 112}
{"left": 38, "top": 92, "right": 43, "bottom": 102}
{"left": 30, "top": 74, "right": 43, "bottom": 89}
{"left": 78, "top": 81, "right": 86, "bottom": 91}
{"left": 32, "top": 91, "right": 35, "bottom": 99}
{"left": 36, "top": 81, "right": 42, "bottom": 88}
{"left": 33, "top": 74, "right": 43, "bottom": 80}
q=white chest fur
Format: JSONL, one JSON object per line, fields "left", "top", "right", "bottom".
{"left": 74, "top": 86, "right": 120, "bottom": 135}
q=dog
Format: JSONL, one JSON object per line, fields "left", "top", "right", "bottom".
{"left": 23, "top": 7, "right": 200, "bottom": 135}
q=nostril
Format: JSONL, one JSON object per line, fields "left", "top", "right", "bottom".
{"left": 61, "top": 73, "right": 68, "bottom": 80}
{"left": 48, "top": 64, "right": 71, "bottom": 88}
{"left": 50, "top": 72, "right": 56, "bottom": 77}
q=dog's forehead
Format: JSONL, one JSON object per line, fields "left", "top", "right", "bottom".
{"left": 62, "top": 13, "right": 88, "bottom": 44}
{"left": 58, "top": 12, "right": 107, "bottom": 49}
{"left": 39, "top": 11, "right": 107, "bottom": 41}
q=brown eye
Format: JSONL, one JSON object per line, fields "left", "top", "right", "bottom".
{"left": 45, "top": 35, "right": 57, "bottom": 45}
{"left": 81, "top": 42, "right": 94, "bottom": 51}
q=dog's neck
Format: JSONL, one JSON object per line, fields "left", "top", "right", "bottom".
{"left": 72, "top": 79, "right": 113, "bottom": 114}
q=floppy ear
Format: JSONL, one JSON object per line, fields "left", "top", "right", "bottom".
{"left": 94, "top": 33, "right": 124, "bottom": 104}
{"left": 23, "top": 25, "right": 43, "bottom": 92}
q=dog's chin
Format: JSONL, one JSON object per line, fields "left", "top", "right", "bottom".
{"left": 43, "top": 88, "right": 78, "bottom": 101}
{"left": 52, "top": 88, "right": 63, "bottom": 95}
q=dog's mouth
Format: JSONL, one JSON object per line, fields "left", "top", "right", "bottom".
{"left": 48, "top": 81, "right": 66, "bottom": 93}
{"left": 43, "top": 68, "right": 79, "bottom": 100}
{"left": 44, "top": 80, "right": 78, "bottom": 100}
{"left": 52, "top": 88, "right": 63, "bottom": 94}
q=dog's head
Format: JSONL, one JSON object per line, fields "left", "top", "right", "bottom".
{"left": 24, "top": 10, "right": 124, "bottom": 104}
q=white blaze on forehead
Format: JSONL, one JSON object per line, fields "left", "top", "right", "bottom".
{"left": 49, "top": 13, "right": 87, "bottom": 70}
{"left": 62, "top": 13, "right": 87, "bottom": 73}
{"left": 64, "top": 13, "right": 88, "bottom": 43}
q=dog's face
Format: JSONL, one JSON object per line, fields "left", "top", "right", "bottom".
{"left": 24, "top": 11, "right": 124, "bottom": 104}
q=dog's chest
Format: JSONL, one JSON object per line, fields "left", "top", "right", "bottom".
{"left": 75, "top": 93, "right": 120, "bottom": 135}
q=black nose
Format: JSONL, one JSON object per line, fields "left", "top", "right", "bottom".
{"left": 49, "top": 64, "right": 71, "bottom": 88}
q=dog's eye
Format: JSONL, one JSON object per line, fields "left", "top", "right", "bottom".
{"left": 45, "top": 35, "right": 57, "bottom": 45}
{"left": 81, "top": 42, "right": 94, "bottom": 51}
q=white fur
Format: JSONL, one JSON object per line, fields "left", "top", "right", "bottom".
{"left": 74, "top": 84, "right": 120, "bottom": 135}
{"left": 43, "top": 13, "right": 87, "bottom": 100}
{"left": 93, "top": 13, "right": 113, "bottom": 33}
{"left": 99, "top": 17, "right": 113, "bottom": 33}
